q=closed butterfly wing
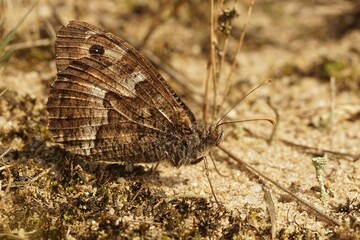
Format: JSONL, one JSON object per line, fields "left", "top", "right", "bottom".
{"left": 46, "top": 21, "right": 198, "bottom": 164}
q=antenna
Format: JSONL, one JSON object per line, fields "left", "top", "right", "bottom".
{"left": 216, "top": 80, "right": 271, "bottom": 125}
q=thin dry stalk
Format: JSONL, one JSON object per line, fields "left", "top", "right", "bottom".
{"left": 0, "top": 233, "right": 26, "bottom": 240}
{"left": 210, "top": 0, "right": 219, "bottom": 121}
{"left": 283, "top": 101, "right": 360, "bottom": 117}
{"left": 267, "top": 97, "right": 280, "bottom": 144}
{"left": 0, "top": 87, "right": 9, "bottom": 96}
{"left": 243, "top": 126, "right": 360, "bottom": 161}
{"left": 263, "top": 186, "right": 277, "bottom": 240}
{"left": 143, "top": 49, "right": 202, "bottom": 97}
{"left": 329, "top": 77, "right": 336, "bottom": 148}
{"left": 218, "top": 0, "right": 236, "bottom": 78}
{"left": 218, "top": 36, "right": 229, "bottom": 76}
{"left": 215, "top": 0, "right": 223, "bottom": 72}
{"left": 0, "top": 147, "right": 12, "bottom": 159}
{"left": 218, "top": 145, "right": 341, "bottom": 227}
{"left": 203, "top": 63, "right": 211, "bottom": 122}
{"left": 0, "top": 147, "right": 13, "bottom": 194}
{"left": 4, "top": 38, "right": 51, "bottom": 52}
{"left": 29, "top": 168, "right": 52, "bottom": 183}
{"left": 138, "top": 0, "right": 187, "bottom": 49}
{"left": 280, "top": 138, "right": 359, "bottom": 162}
{"left": 204, "top": 0, "right": 223, "bottom": 122}
{"left": 122, "top": 219, "right": 162, "bottom": 226}
{"left": 220, "top": 0, "right": 254, "bottom": 110}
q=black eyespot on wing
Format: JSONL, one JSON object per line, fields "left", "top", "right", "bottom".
{"left": 89, "top": 44, "right": 105, "bottom": 55}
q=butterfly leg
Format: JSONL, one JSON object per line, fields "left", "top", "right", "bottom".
{"left": 203, "top": 157, "right": 220, "bottom": 207}
{"left": 190, "top": 156, "right": 205, "bottom": 165}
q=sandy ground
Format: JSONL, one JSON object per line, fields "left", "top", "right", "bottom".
{"left": 0, "top": 0, "right": 359, "bottom": 239}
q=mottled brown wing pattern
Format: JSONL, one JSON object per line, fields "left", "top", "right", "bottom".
{"left": 46, "top": 21, "right": 198, "bottom": 163}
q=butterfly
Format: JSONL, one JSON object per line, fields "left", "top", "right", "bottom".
{"left": 46, "top": 21, "right": 224, "bottom": 167}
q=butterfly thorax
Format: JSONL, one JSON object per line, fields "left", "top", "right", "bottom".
{"left": 164, "top": 124, "right": 224, "bottom": 167}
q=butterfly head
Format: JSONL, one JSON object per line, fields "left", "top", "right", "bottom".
{"left": 184, "top": 124, "right": 224, "bottom": 166}
{"left": 202, "top": 124, "right": 224, "bottom": 149}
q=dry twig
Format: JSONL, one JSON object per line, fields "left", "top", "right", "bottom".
{"left": 218, "top": 145, "right": 341, "bottom": 226}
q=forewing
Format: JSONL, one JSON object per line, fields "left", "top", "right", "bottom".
{"left": 46, "top": 21, "right": 196, "bottom": 162}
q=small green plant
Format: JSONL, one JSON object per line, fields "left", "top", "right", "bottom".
{"left": 312, "top": 155, "right": 329, "bottom": 200}
{"left": 323, "top": 60, "right": 346, "bottom": 81}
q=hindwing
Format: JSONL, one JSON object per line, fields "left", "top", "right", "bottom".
{"left": 46, "top": 21, "right": 197, "bottom": 162}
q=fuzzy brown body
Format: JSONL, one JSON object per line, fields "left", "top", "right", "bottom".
{"left": 46, "top": 21, "right": 223, "bottom": 167}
